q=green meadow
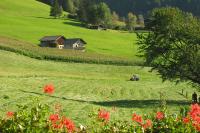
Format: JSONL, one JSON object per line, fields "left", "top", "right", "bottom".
{"left": 0, "top": 50, "right": 195, "bottom": 124}
{"left": 0, "top": 0, "right": 138, "bottom": 60}
{"left": 0, "top": 0, "right": 197, "bottom": 125}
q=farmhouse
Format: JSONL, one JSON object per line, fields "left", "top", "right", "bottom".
{"left": 39, "top": 36, "right": 87, "bottom": 50}
{"left": 65, "top": 38, "right": 87, "bottom": 50}
{"left": 40, "top": 35, "right": 66, "bottom": 49}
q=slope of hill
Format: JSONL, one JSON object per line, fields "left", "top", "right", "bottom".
{"left": 0, "top": 36, "right": 140, "bottom": 65}
{"left": 0, "top": 50, "right": 194, "bottom": 124}
{"left": 0, "top": 0, "right": 139, "bottom": 61}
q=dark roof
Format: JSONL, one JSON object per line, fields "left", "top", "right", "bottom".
{"left": 65, "top": 38, "right": 87, "bottom": 45}
{"left": 40, "top": 35, "right": 66, "bottom": 41}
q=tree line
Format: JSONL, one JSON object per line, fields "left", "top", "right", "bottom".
{"left": 38, "top": 0, "right": 200, "bottom": 18}
{"left": 97, "top": 0, "right": 200, "bottom": 17}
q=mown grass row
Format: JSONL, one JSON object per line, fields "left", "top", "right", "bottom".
{"left": 0, "top": 36, "right": 143, "bottom": 66}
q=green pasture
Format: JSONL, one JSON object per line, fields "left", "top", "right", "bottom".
{"left": 0, "top": 0, "right": 138, "bottom": 60}
{"left": 0, "top": 50, "right": 195, "bottom": 124}
{"left": 0, "top": 0, "right": 197, "bottom": 126}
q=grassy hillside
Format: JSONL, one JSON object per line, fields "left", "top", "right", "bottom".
{"left": 0, "top": 36, "right": 141, "bottom": 66}
{"left": 0, "top": 50, "right": 195, "bottom": 124}
{"left": 0, "top": 0, "right": 139, "bottom": 61}
{"left": 0, "top": 0, "right": 197, "bottom": 126}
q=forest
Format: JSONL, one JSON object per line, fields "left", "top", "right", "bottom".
{"left": 38, "top": 0, "right": 200, "bottom": 17}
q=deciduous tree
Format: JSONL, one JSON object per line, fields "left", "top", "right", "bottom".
{"left": 137, "top": 7, "right": 200, "bottom": 87}
{"left": 126, "top": 12, "right": 137, "bottom": 31}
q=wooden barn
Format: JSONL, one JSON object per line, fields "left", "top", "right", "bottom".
{"left": 39, "top": 36, "right": 87, "bottom": 50}
{"left": 88, "top": 25, "right": 107, "bottom": 30}
{"left": 40, "top": 35, "right": 66, "bottom": 49}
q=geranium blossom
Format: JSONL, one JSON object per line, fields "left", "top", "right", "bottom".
{"left": 142, "top": 119, "right": 152, "bottom": 129}
{"left": 182, "top": 117, "right": 190, "bottom": 124}
{"left": 188, "top": 104, "right": 200, "bottom": 131}
{"left": 43, "top": 84, "right": 54, "bottom": 94}
{"left": 62, "top": 117, "right": 75, "bottom": 132}
{"left": 6, "top": 111, "right": 14, "bottom": 118}
{"left": 49, "top": 114, "right": 60, "bottom": 122}
{"left": 98, "top": 109, "right": 110, "bottom": 122}
{"left": 49, "top": 114, "right": 75, "bottom": 132}
{"left": 156, "top": 112, "right": 164, "bottom": 120}
{"left": 132, "top": 113, "right": 143, "bottom": 124}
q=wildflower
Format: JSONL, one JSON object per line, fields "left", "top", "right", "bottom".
{"left": 49, "top": 114, "right": 60, "bottom": 122}
{"left": 49, "top": 114, "right": 64, "bottom": 129}
{"left": 193, "top": 123, "right": 200, "bottom": 131}
{"left": 142, "top": 119, "right": 152, "bottom": 129}
{"left": 132, "top": 113, "right": 143, "bottom": 124}
{"left": 6, "top": 111, "right": 14, "bottom": 118}
{"left": 188, "top": 104, "right": 200, "bottom": 131}
{"left": 98, "top": 109, "right": 110, "bottom": 122}
{"left": 156, "top": 112, "right": 164, "bottom": 120}
{"left": 62, "top": 117, "right": 75, "bottom": 132}
{"left": 44, "top": 84, "right": 54, "bottom": 94}
{"left": 182, "top": 117, "right": 190, "bottom": 124}
{"left": 52, "top": 122, "right": 63, "bottom": 129}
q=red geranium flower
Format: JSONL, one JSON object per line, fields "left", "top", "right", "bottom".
{"left": 49, "top": 114, "right": 75, "bottom": 132}
{"left": 183, "top": 117, "right": 190, "bottom": 124}
{"left": 188, "top": 104, "right": 200, "bottom": 131}
{"left": 98, "top": 109, "right": 110, "bottom": 122}
{"left": 49, "top": 114, "right": 63, "bottom": 129}
{"left": 156, "top": 112, "right": 164, "bottom": 120}
{"left": 142, "top": 119, "right": 152, "bottom": 129}
{"left": 49, "top": 114, "right": 60, "bottom": 122}
{"left": 44, "top": 84, "right": 54, "bottom": 94}
{"left": 132, "top": 113, "right": 143, "bottom": 124}
{"left": 6, "top": 111, "right": 14, "bottom": 118}
{"left": 193, "top": 123, "right": 200, "bottom": 131}
{"left": 52, "top": 122, "right": 63, "bottom": 129}
{"left": 62, "top": 117, "right": 75, "bottom": 132}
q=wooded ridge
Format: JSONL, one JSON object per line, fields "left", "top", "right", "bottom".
{"left": 38, "top": 0, "right": 200, "bottom": 17}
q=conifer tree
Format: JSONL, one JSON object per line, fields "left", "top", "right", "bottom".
{"left": 65, "top": 0, "right": 74, "bottom": 14}
{"left": 50, "top": 0, "right": 62, "bottom": 18}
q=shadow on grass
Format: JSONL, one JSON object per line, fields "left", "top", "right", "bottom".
{"left": 91, "top": 100, "right": 190, "bottom": 108}
{"left": 32, "top": 16, "right": 56, "bottom": 20}
{"left": 63, "top": 21, "right": 85, "bottom": 28}
{"left": 19, "top": 90, "right": 87, "bottom": 103}
{"left": 19, "top": 90, "right": 190, "bottom": 108}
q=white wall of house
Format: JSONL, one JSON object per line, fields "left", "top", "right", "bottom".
{"left": 73, "top": 43, "right": 79, "bottom": 48}
{"left": 58, "top": 45, "right": 64, "bottom": 49}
